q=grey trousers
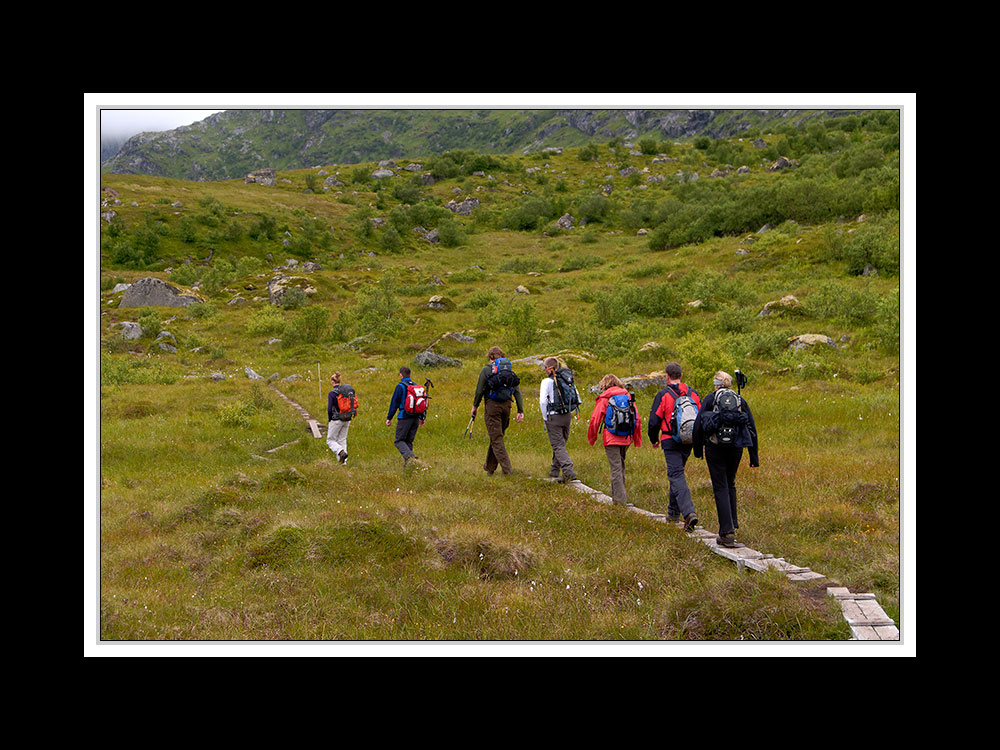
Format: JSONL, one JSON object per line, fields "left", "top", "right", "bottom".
{"left": 604, "top": 444, "right": 629, "bottom": 505}
{"left": 327, "top": 419, "right": 350, "bottom": 455}
{"left": 545, "top": 412, "right": 575, "bottom": 480}
{"left": 394, "top": 417, "right": 420, "bottom": 460}
{"left": 662, "top": 445, "right": 696, "bottom": 518}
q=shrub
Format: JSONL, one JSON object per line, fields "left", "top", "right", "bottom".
{"left": 170, "top": 263, "right": 200, "bottom": 286}
{"left": 342, "top": 271, "right": 403, "bottom": 340}
{"left": 437, "top": 218, "right": 466, "bottom": 247}
{"left": 808, "top": 280, "right": 879, "bottom": 325}
{"left": 578, "top": 143, "right": 599, "bottom": 161}
{"left": 200, "top": 259, "right": 236, "bottom": 295}
{"left": 189, "top": 302, "right": 217, "bottom": 320}
{"left": 559, "top": 254, "right": 604, "bottom": 272}
{"left": 465, "top": 290, "right": 502, "bottom": 310}
{"left": 245, "top": 306, "right": 286, "bottom": 336}
{"left": 137, "top": 310, "right": 161, "bottom": 339}
{"left": 277, "top": 287, "right": 307, "bottom": 310}
{"left": 283, "top": 304, "right": 329, "bottom": 347}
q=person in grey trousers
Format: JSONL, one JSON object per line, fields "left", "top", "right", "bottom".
{"left": 539, "top": 357, "right": 578, "bottom": 482}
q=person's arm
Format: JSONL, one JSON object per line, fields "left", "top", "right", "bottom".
{"left": 472, "top": 367, "right": 488, "bottom": 413}
{"left": 632, "top": 408, "right": 643, "bottom": 448}
{"left": 587, "top": 398, "right": 604, "bottom": 445}
{"left": 328, "top": 390, "right": 336, "bottom": 422}
{"left": 539, "top": 379, "right": 551, "bottom": 421}
{"left": 648, "top": 389, "right": 665, "bottom": 446}
{"left": 387, "top": 383, "right": 403, "bottom": 423}
{"left": 692, "top": 391, "right": 711, "bottom": 459}
{"left": 744, "top": 399, "right": 759, "bottom": 467}
{"left": 512, "top": 384, "right": 524, "bottom": 417}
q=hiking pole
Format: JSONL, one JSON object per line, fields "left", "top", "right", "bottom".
{"left": 735, "top": 369, "right": 748, "bottom": 396}
{"left": 464, "top": 415, "right": 475, "bottom": 439}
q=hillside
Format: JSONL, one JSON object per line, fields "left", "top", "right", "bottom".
{"left": 101, "top": 108, "right": 866, "bottom": 181}
{"left": 98, "top": 110, "right": 901, "bottom": 641}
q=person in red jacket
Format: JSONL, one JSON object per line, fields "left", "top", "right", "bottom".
{"left": 587, "top": 374, "right": 643, "bottom": 507}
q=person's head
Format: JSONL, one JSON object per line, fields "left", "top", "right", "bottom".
{"left": 713, "top": 371, "right": 732, "bottom": 390}
{"left": 330, "top": 371, "right": 341, "bottom": 385}
{"left": 399, "top": 366, "right": 411, "bottom": 379}
{"left": 665, "top": 362, "right": 682, "bottom": 381}
{"left": 598, "top": 374, "right": 624, "bottom": 392}
{"left": 544, "top": 356, "right": 559, "bottom": 375}
{"left": 488, "top": 346, "right": 505, "bottom": 362}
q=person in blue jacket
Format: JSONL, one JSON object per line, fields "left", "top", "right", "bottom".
{"left": 386, "top": 366, "right": 428, "bottom": 469}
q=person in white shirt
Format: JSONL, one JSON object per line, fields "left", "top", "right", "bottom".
{"left": 539, "top": 357, "right": 579, "bottom": 482}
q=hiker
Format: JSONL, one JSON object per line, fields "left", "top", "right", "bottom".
{"left": 326, "top": 371, "right": 358, "bottom": 465}
{"left": 539, "top": 357, "right": 581, "bottom": 483}
{"left": 692, "top": 370, "right": 759, "bottom": 548}
{"left": 471, "top": 346, "right": 524, "bottom": 476}
{"left": 386, "top": 366, "right": 429, "bottom": 469}
{"left": 647, "top": 362, "right": 702, "bottom": 531}
{"left": 587, "top": 374, "right": 643, "bottom": 506}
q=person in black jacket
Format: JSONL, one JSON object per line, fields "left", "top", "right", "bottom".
{"left": 692, "top": 371, "right": 759, "bottom": 548}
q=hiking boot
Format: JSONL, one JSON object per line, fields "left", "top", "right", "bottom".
{"left": 684, "top": 513, "right": 698, "bottom": 531}
{"left": 716, "top": 533, "right": 745, "bottom": 548}
{"left": 666, "top": 514, "right": 681, "bottom": 524}
{"left": 338, "top": 450, "right": 348, "bottom": 465}
{"left": 410, "top": 458, "right": 430, "bottom": 471}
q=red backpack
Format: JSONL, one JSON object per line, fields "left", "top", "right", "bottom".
{"left": 403, "top": 383, "right": 428, "bottom": 415}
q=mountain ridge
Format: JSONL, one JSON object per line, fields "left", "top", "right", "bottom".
{"left": 102, "top": 108, "right": 863, "bottom": 181}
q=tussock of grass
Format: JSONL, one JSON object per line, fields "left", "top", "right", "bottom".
{"left": 434, "top": 526, "right": 537, "bottom": 580}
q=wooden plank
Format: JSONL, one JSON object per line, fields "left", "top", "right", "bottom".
{"left": 307, "top": 419, "right": 322, "bottom": 438}
{"left": 874, "top": 625, "right": 900, "bottom": 641}
{"left": 851, "top": 625, "right": 881, "bottom": 640}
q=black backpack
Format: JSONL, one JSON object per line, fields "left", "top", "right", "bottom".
{"left": 486, "top": 357, "right": 520, "bottom": 401}
{"left": 548, "top": 368, "right": 581, "bottom": 414}
{"left": 709, "top": 388, "right": 742, "bottom": 446}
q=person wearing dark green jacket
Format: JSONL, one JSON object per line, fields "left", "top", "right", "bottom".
{"left": 471, "top": 346, "right": 524, "bottom": 475}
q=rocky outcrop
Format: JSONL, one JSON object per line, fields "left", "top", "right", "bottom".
{"left": 245, "top": 168, "right": 277, "bottom": 185}
{"left": 119, "top": 277, "right": 202, "bottom": 308}
{"left": 788, "top": 334, "right": 837, "bottom": 351}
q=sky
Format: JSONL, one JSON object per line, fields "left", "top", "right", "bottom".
{"left": 100, "top": 109, "right": 224, "bottom": 140}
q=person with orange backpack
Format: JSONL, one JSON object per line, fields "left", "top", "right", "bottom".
{"left": 587, "top": 374, "right": 643, "bottom": 506}
{"left": 327, "top": 371, "right": 358, "bottom": 465}
{"left": 386, "top": 366, "right": 429, "bottom": 469}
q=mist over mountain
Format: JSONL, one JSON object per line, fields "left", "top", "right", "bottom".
{"left": 101, "top": 108, "right": 863, "bottom": 181}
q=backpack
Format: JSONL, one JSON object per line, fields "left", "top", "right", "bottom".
{"left": 666, "top": 384, "right": 698, "bottom": 445}
{"left": 333, "top": 385, "right": 358, "bottom": 420}
{"left": 548, "top": 368, "right": 581, "bottom": 414}
{"left": 604, "top": 392, "right": 636, "bottom": 436}
{"left": 709, "top": 388, "right": 742, "bottom": 446}
{"left": 403, "top": 382, "right": 429, "bottom": 416}
{"left": 486, "top": 357, "right": 520, "bottom": 402}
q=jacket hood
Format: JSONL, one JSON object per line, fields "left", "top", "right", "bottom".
{"left": 598, "top": 386, "right": 630, "bottom": 399}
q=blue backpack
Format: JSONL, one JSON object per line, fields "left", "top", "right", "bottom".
{"left": 604, "top": 392, "right": 636, "bottom": 436}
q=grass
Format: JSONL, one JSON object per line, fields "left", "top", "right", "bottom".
{"left": 96, "top": 129, "right": 901, "bottom": 642}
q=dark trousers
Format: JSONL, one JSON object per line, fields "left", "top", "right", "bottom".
{"left": 545, "top": 412, "right": 575, "bottom": 480}
{"left": 484, "top": 399, "right": 512, "bottom": 474}
{"left": 705, "top": 443, "right": 743, "bottom": 536}
{"left": 662, "top": 444, "right": 696, "bottom": 518}
{"left": 394, "top": 417, "right": 420, "bottom": 460}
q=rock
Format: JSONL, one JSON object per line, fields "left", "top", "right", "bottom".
{"left": 687, "top": 300, "right": 703, "bottom": 308}
{"left": 862, "top": 264, "right": 879, "bottom": 277}
{"left": 427, "top": 295, "right": 455, "bottom": 311}
{"left": 736, "top": 165, "right": 750, "bottom": 174}
{"left": 372, "top": 168, "right": 395, "bottom": 179}
{"left": 639, "top": 341, "right": 662, "bottom": 352}
{"left": 110, "top": 283, "right": 131, "bottom": 294}
{"left": 756, "top": 224, "right": 773, "bottom": 235}
{"left": 157, "top": 342, "right": 177, "bottom": 353}
{"left": 588, "top": 371, "right": 669, "bottom": 395}
{"left": 119, "top": 322, "right": 141, "bottom": 340}
{"left": 445, "top": 197, "right": 480, "bottom": 216}
{"left": 210, "top": 372, "right": 225, "bottom": 381}
{"left": 768, "top": 156, "right": 793, "bottom": 172}
{"left": 245, "top": 366, "right": 265, "bottom": 380}
{"left": 119, "top": 277, "right": 202, "bottom": 308}
{"left": 788, "top": 334, "right": 837, "bottom": 352}
{"left": 245, "top": 168, "right": 277, "bottom": 186}
{"left": 753, "top": 138, "right": 767, "bottom": 148}
{"left": 413, "top": 351, "right": 463, "bottom": 368}
{"left": 556, "top": 213, "right": 575, "bottom": 230}
{"left": 424, "top": 229, "right": 440, "bottom": 244}
{"left": 267, "top": 275, "right": 315, "bottom": 305}
{"left": 637, "top": 228, "right": 649, "bottom": 236}
{"left": 759, "top": 295, "right": 802, "bottom": 317}
{"left": 154, "top": 331, "right": 176, "bottom": 343}
{"left": 282, "top": 374, "right": 301, "bottom": 383}
{"left": 323, "top": 175, "right": 344, "bottom": 187}
{"left": 515, "top": 285, "right": 530, "bottom": 295}
{"left": 404, "top": 163, "right": 423, "bottom": 172}
{"left": 228, "top": 296, "right": 246, "bottom": 305}
{"left": 421, "top": 174, "right": 436, "bottom": 186}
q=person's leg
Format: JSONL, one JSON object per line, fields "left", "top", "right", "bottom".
{"left": 547, "top": 412, "right": 574, "bottom": 479}
{"left": 727, "top": 448, "right": 743, "bottom": 532}
{"left": 705, "top": 444, "right": 735, "bottom": 536}
{"left": 605, "top": 444, "right": 628, "bottom": 505}
{"left": 663, "top": 446, "right": 695, "bottom": 519}
{"left": 394, "top": 418, "right": 416, "bottom": 460}
{"left": 327, "top": 420, "right": 344, "bottom": 455}
{"left": 485, "top": 400, "right": 513, "bottom": 474}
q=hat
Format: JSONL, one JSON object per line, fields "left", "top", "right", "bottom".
{"left": 544, "top": 357, "right": 559, "bottom": 369}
